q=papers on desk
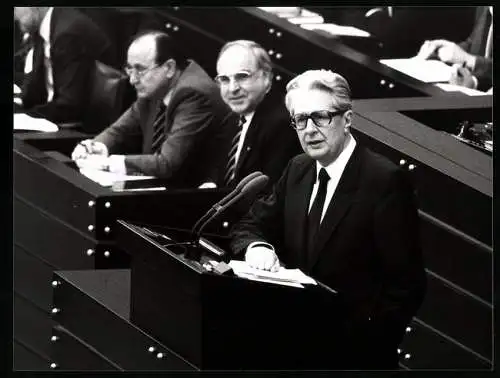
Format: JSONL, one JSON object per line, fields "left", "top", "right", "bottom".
{"left": 229, "top": 260, "right": 317, "bottom": 288}
{"left": 380, "top": 58, "right": 453, "bottom": 83}
{"left": 434, "top": 83, "right": 490, "bottom": 96}
{"left": 14, "top": 113, "right": 59, "bottom": 132}
{"left": 301, "top": 23, "right": 371, "bottom": 38}
{"left": 79, "top": 168, "right": 155, "bottom": 187}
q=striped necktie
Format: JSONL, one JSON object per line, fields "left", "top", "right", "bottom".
{"left": 151, "top": 103, "right": 167, "bottom": 153}
{"left": 224, "top": 115, "right": 246, "bottom": 186}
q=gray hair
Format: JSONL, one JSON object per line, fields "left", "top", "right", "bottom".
{"left": 285, "top": 70, "right": 352, "bottom": 114}
{"left": 217, "top": 40, "right": 274, "bottom": 79}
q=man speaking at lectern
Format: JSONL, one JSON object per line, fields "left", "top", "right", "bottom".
{"left": 230, "top": 70, "right": 427, "bottom": 369}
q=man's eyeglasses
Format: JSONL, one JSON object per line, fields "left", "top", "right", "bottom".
{"left": 290, "top": 110, "right": 347, "bottom": 131}
{"left": 215, "top": 70, "right": 260, "bottom": 86}
{"left": 124, "top": 64, "right": 159, "bottom": 78}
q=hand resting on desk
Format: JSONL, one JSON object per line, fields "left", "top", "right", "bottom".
{"left": 71, "top": 139, "right": 108, "bottom": 161}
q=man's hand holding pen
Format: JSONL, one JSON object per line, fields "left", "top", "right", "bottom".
{"left": 449, "top": 62, "right": 477, "bottom": 89}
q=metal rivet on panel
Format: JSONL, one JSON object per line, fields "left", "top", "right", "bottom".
{"left": 276, "top": 53, "right": 282, "bottom": 59}
{"left": 51, "top": 308, "right": 60, "bottom": 314}
{"left": 86, "top": 249, "right": 94, "bottom": 256}
{"left": 380, "top": 79, "right": 386, "bottom": 86}
{"left": 408, "top": 164, "right": 416, "bottom": 171}
{"left": 268, "top": 50, "right": 274, "bottom": 55}
{"left": 389, "top": 83, "right": 395, "bottom": 89}
{"left": 404, "top": 353, "right": 411, "bottom": 359}
{"left": 173, "top": 26, "right": 179, "bottom": 32}
{"left": 104, "top": 226, "right": 111, "bottom": 233}
{"left": 399, "top": 159, "right": 406, "bottom": 166}
{"left": 157, "top": 352, "right": 164, "bottom": 359}
{"left": 88, "top": 225, "right": 94, "bottom": 232}
{"left": 222, "top": 221, "right": 229, "bottom": 228}
{"left": 88, "top": 200, "right": 95, "bottom": 207}
{"left": 397, "top": 348, "right": 401, "bottom": 354}
{"left": 406, "top": 326, "right": 412, "bottom": 333}
{"left": 165, "top": 23, "right": 171, "bottom": 29}
{"left": 51, "top": 280, "right": 60, "bottom": 288}
{"left": 50, "top": 363, "right": 58, "bottom": 369}
{"left": 104, "top": 251, "right": 111, "bottom": 258}
{"left": 105, "top": 202, "right": 111, "bottom": 208}
{"left": 276, "top": 31, "right": 282, "bottom": 37}
{"left": 173, "top": 6, "right": 179, "bottom": 10}
{"left": 51, "top": 335, "right": 59, "bottom": 342}
{"left": 276, "top": 75, "right": 281, "bottom": 81}
{"left": 269, "top": 28, "right": 275, "bottom": 34}
{"left": 148, "top": 346, "right": 156, "bottom": 353}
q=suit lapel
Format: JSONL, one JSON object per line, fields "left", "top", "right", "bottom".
{"left": 287, "top": 160, "right": 315, "bottom": 268}
{"left": 308, "top": 146, "right": 364, "bottom": 270}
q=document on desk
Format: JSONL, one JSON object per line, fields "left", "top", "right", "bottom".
{"left": 434, "top": 83, "right": 489, "bottom": 96}
{"left": 380, "top": 58, "right": 452, "bottom": 83}
{"left": 14, "top": 84, "right": 21, "bottom": 95}
{"left": 79, "top": 168, "right": 155, "bottom": 187}
{"left": 301, "top": 23, "right": 371, "bottom": 38}
{"left": 229, "top": 260, "right": 317, "bottom": 288}
{"left": 14, "top": 113, "right": 59, "bottom": 132}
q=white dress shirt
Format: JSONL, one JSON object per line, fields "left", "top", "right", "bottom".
{"left": 308, "top": 134, "right": 357, "bottom": 223}
{"left": 39, "top": 7, "right": 54, "bottom": 102}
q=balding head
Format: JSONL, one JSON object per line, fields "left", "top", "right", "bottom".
{"left": 14, "top": 7, "right": 49, "bottom": 34}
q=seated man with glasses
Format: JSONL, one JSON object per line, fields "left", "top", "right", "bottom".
{"left": 229, "top": 70, "right": 427, "bottom": 369}
{"left": 215, "top": 40, "right": 301, "bottom": 189}
{"left": 71, "top": 30, "right": 234, "bottom": 186}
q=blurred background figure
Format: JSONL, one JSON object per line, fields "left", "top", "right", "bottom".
{"left": 416, "top": 6, "right": 492, "bottom": 91}
{"left": 14, "top": 7, "right": 119, "bottom": 124}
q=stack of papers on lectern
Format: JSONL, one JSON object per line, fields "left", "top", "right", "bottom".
{"left": 14, "top": 113, "right": 59, "bottom": 132}
{"left": 229, "top": 260, "right": 317, "bottom": 288}
{"left": 380, "top": 58, "right": 453, "bottom": 83}
{"left": 434, "top": 83, "right": 489, "bottom": 96}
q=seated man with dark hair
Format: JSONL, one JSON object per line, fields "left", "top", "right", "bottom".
{"left": 71, "top": 31, "right": 235, "bottom": 187}
{"left": 14, "top": 7, "right": 118, "bottom": 124}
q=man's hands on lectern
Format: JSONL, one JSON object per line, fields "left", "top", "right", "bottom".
{"left": 245, "top": 245, "right": 280, "bottom": 272}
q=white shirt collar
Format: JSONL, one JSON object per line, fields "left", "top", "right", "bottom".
{"left": 241, "top": 111, "right": 255, "bottom": 125}
{"left": 315, "top": 133, "right": 357, "bottom": 181}
{"left": 39, "top": 7, "right": 54, "bottom": 43}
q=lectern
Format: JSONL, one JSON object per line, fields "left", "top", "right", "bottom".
{"left": 115, "top": 220, "right": 344, "bottom": 370}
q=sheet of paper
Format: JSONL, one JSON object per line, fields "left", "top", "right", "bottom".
{"left": 14, "top": 113, "right": 59, "bottom": 132}
{"left": 301, "top": 23, "right": 371, "bottom": 38}
{"left": 229, "top": 260, "right": 317, "bottom": 286}
{"left": 236, "top": 272, "right": 304, "bottom": 288}
{"left": 14, "top": 84, "right": 21, "bottom": 94}
{"left": 434, "top": 83, "right": 490, "bottom": 96}
{"left": 79, "top": 168, "right": 155, "bottom": 187}
{"left": 380, "top": 58, "right": 453, "bottom": 83}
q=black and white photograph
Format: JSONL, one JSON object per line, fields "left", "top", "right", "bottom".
{"left": 12, "top": 6, "right": 493, "bottom": 372}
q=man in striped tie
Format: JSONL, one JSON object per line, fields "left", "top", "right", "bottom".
{"left": 72, "top": 31, "right": 234, "bottom": 186}
{"left": 215, "top": 40, "right": 302, "bottom": 189}
{"left": 416, "top": 6, "right": 492, "bottom": 91}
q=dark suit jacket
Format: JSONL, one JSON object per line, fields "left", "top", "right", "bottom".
{"left": 230, "top": 145, "right": 427, "bottom": 368}
{"left": 94, "top": 60, "right": 235, "bottom": 187}
{"left": 459, "top": 6, "right": 492, "bottom": 91}
{"left": 21, "top": 7, "right": 117, "bottom": 124}
{"left": 229, "top": 92, "right": 302, "bottom": 188}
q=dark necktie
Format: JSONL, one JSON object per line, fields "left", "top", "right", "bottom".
{"left": 306, "top": 168, "right": 330, "bottom": 262}
{"left": 224, "top": 115, "right": 246, "bottom": 186}
{"left": 32, "top": 32, "right": 48, "bottom": 102}
{"left": 151, "top": 103, "right": 167, "bottom": 153}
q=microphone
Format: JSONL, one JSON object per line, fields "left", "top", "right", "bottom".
{"left": 191, "top": 171, "right": 263, "bottom": 237}
{"left": 192, "top": 174, "right": 269, "bottom": 243}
